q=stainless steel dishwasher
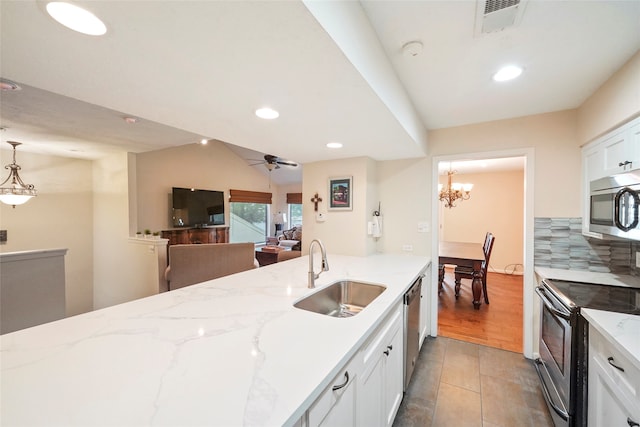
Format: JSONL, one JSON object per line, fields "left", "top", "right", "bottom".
{"left": 404, "top": 276, "right": 422, "bottom": 390}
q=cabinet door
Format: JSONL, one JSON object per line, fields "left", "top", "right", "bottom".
{"left": 627, "top": 120, "right": 640, "bottom": 169}
{"left": 188, "top": 229, "right": 210, "bottom": 244}
{"left": 359, "top": 354, "right": 384, "bottom": 427}
{"left": 602, "top": 128, "right": 629, "bottom": 175}
{"left": 589, "top": 355, "right": 640, "bottom": 427}
{"left": 383, "top": 326, "right": 404, "bottom": 427}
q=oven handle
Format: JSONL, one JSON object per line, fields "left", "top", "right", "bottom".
{"left": 534, "top": 358, "right": 570, "bottom": 421}
{"left": 535, "top": 286, "right": 571, "bottom": 320}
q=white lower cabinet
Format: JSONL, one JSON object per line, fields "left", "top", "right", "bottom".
{"left": 358, "top": 302, "right": 404, "bottom": 427}
{"left": 304, "top": 301, "right": 405, "bottom": 427}
{"left": 307, "top": 359, "right": 357, "bottom": 427}
{"left": 588, "top": 326, "right": 640, "bottom": 427}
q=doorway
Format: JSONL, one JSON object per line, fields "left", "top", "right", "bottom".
{"left": 429, "top": 149, "right": 535, "bottom": 357}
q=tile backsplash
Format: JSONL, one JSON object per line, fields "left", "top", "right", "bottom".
{"left": 534, "top": 217, "right": 640, "bottom": 276}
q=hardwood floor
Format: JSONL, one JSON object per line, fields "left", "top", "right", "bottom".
{"left": 437, "top": 268, "right": 523, "bottom": 353}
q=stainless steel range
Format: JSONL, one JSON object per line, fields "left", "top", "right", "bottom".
{"left": 535, "top": 279, "right": 640, "bottom": 427}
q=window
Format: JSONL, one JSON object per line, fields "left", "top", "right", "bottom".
{"left": 229, "top": 190, "right": 272, "bottom": 244}
{"left": 287, "top": 192, "right": 302, "bottom": 227}
{"left": 288, "top": 204, "right": 302, "bottom": 227}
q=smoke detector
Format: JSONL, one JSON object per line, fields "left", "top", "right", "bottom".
{"left": 402, "top": 41, "right": 423, "bottom": 58}
{"left": 474, "top": 0, "right": 528, "bottom": 36}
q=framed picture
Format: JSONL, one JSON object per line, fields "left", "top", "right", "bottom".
{"left": 328, "top": 176, "right": 353, "bottom": 211}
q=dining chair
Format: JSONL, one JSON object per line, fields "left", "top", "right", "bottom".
{"left": 454, "top": 232, "right": 495, "bottom": 304}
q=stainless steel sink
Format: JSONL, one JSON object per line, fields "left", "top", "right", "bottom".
{"left": 294, "top": 280, "right": 386, "bottom": 318}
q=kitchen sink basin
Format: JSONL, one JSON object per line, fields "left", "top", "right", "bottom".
{"left": 294, "top": 280, "right": 386, "bottom": 318}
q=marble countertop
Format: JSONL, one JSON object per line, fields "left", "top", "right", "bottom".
{"left": 534, "top": 266, "right": 640, "bottom": 288}
{"left": 0, "top": 253, "right": 429, "bottom": 426}
{"left": 582, "top": 308, "right": 640, "bottom": 372}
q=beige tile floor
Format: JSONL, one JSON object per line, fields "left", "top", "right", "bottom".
{"left": 393, "top": 337, "right": 554, "bottom": 427}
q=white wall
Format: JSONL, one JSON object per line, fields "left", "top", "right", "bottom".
{"left": 0, "top": 149, "right": 93, "bottom": 316}
{"left": 429, "top": 110, "right": 581, "bottom": 218}
{"left": 377, "top": 157, "right": 431, "bottom": 256}
{"left": 302, "top": 156, "right": 378, "bottom": 256}
{"left": 578, "top": 50, "right": 640, "bottom": 143}
{"left": 134, "top": 141, "right": 300, "bottom": 234}
{"left": 440, "top": 170, "right": 524, "bottom": 274}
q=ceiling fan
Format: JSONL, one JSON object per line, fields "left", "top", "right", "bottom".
{"left": 249, "top": 154, "right": 299, "bottom": 171}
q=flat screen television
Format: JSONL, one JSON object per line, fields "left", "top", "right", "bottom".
{"left": 171, "top": 187, "right": 225, "bottom": 227}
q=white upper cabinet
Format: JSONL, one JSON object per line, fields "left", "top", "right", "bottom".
{"left": 584, "top": 116, "right": 640, "bottom": 181}
{"left": 581, "top": 116, "right": 640, "bottom": 237}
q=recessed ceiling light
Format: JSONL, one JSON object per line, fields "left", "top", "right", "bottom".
{"left": 326, "top": 142, "right": 343, "bottom": 149}
{"left": 200, "top": 139, "right": 209, "bottom": 145}
{"left": 46, "top": 2, "right": 107, "bottom": 36}
{"left": 255, "top": 107, "right": 279, "bottom": 120}
{"left": 493, "top": 65, "right": 523, "bottom": 82}
{"left": 123, "top": 116, "right": 138, "bottom": 124}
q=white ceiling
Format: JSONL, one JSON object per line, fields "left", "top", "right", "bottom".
{"left": 1, "top": 1, "right": 639, "bottom": 175}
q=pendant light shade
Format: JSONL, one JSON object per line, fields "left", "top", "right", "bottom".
{"left": 0, "top": 141, "right": 37, "bottom": 207}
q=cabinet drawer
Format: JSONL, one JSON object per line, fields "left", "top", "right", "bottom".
{"left": 308, "top": 362, "right": 355, "bottom": 427}
{"left": 590, "top": 326, "right": 640, "bottom": 406}
{"left": 360, "top": 302, "right": 402, "bottom": 375}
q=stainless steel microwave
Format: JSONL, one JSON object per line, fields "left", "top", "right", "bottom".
{"left": 589, "top": 169, "right": 640, "bottom": 240}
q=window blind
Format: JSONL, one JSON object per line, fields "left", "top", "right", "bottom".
{"left": 286, "top": 192, "right": 302, "bottom": 204}
{"left": 229, "top": 189, "right": 272, "bottom": 204}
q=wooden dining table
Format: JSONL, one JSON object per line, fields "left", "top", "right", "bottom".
{"left": 439, "top": 241, "right": 485, "bottom": 309}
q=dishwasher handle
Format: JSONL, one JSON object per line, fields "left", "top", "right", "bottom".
{"left": 404, "top": 279, "right": 422, "bottom": 305}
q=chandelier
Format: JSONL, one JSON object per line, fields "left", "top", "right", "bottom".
{"left": 0, "top": 141, "right": 37, "bottom": 208}
{"left": 438, "top": 169, "right": 473, "bottom": 209}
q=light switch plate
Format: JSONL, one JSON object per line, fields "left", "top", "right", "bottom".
{"left": 636, "top": 251, "right": 640, "bottom": 268}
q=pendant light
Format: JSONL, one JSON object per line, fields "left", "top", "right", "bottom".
{"left": 0, "top": 141, "right": 37, "bottom": 207}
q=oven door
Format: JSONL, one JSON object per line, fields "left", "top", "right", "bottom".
{"left": 535, "top": 285, "right": 572, "bottom": 426}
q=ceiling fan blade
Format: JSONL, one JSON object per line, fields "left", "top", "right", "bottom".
{"left": 275, "top": 159, "right": 298, "bottom": 167}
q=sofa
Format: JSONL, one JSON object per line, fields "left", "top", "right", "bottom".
{"left": 278, "top": 226, "right": 302, "bottom": 251}
{"left": 164, "top": 243, "right": 258, "bottom": 290}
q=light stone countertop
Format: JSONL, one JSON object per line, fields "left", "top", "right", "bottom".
{"left": 582, "top": 308, "right": 640, "bottom": 372}
{"left": 0, "top": 253, "right": 430, "bottom": 426}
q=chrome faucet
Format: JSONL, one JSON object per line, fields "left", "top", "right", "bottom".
{"left": 308, "top": 239, "right": 329, "bottom": 288}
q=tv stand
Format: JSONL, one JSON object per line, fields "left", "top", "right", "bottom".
{"left": 161, "top": 227, "right": 229, "bottom": 245}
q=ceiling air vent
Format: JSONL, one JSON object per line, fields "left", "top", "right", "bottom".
{"left": 474, "top": 0, "right": 528, "bottom": 36}
{"left": 484, "top": 0, "right": 520, "bottom": 15}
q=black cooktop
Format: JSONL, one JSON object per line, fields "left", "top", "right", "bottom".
{"left": 543, "top": 279, "right": 640, "bottom": 315}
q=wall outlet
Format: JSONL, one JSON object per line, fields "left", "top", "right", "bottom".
{"left": 402, "top": 244, "right": 413, "bottom": 252}
{"left": 636, "top": 251, "right": 640, "bottom": 268}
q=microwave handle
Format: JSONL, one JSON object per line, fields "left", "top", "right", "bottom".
{"left": 614, "top": 187, "right": 639, "bottom": 232}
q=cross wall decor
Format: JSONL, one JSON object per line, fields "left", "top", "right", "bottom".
{"left": 310, "top": 192, "right": 322, "bottom": 212}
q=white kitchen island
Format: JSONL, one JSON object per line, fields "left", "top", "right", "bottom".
{"left": 0, "top": 253, "right": 429, "bottom": 426}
